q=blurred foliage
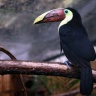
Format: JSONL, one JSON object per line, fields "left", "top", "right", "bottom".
{"left": 30, "top": 76, "right": 80, "bottom": 96}
{"left": 0, "top": 0, "right": 80, "bottom": 13}
{"left": 31, "top": 76, "right": 96, "bottom": 96}
{"left": 0, "top": 0, "right": 34, "bottom": 13}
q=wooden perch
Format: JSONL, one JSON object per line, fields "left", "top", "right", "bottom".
{"left": 0, "top": 60, "right": 96, "bottom": 82}
{"left": 0, "top": 46, "right": 27, "bottom": 96}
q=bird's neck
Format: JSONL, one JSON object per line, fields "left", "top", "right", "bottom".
{"left": 58, "top": 15, "right": 73, "bottom": 30}
{"left": 58, "top": 18, "right": 82, "bottom": 31}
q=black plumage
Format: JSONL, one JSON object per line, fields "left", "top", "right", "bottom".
{"left": 59, "top": 8, "right": 95, "bottom": 95}
{"left": 34, "top": 7, "right": 96, "bottom": 95}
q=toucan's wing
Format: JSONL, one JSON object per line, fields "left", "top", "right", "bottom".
{"left": 60, "top": 41, "right": 63, "bottom": 52}
{"left": 67, "top": 36, "right": 96, "bottom": 62}
{"left": 61, "top": 42, "right": 90, "bottom": 68}
{"left": 59, "top": 25, "right": 95, "bottom": 62}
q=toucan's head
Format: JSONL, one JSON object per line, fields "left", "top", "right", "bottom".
{"left": 34, "top": 8, "right": 82, "bottom": 29}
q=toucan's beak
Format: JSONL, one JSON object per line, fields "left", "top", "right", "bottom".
{"left": 33, "top": 8, "right": 65, "bottom": 24}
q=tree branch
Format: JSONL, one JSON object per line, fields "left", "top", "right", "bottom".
{"left": 0, "top": 46, "right": 16, "bottom": 60}
{"left": 0, "top": 60, "right": 96, "bottom": 82}
{"left": 0, "top": 46, "right": 27, "bottom": 96}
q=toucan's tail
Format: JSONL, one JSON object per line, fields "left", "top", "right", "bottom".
{"left": 80, "top": 66, "right": 93, "bottom": 95}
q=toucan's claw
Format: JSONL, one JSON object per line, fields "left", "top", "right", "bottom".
{"left": 64, "top": 61, "right": 71, "bottom": 69}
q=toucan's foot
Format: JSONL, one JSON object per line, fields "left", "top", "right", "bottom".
{"left": 64, "top": 61, "right": 71, "bottom": 69}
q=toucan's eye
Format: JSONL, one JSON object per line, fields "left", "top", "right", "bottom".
{"left": 65, "top": 10, "right": 68, "bottom": 14}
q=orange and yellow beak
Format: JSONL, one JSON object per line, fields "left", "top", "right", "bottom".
{"left": 33, "top": 8, "right": 65, "bottom": 24}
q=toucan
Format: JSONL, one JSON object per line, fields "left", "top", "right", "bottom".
{"left": 33, "top": 7, "right": 96, "bottom": 95}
